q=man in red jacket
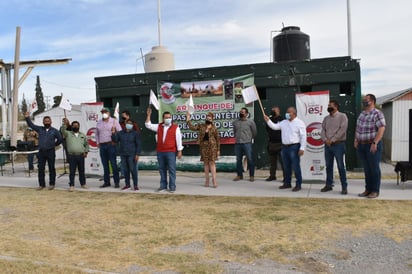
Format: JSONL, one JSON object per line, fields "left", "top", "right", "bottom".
{"left": 145, "top": 107, "right": 183, "bottom": 193}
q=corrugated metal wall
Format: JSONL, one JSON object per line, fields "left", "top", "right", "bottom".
{"left": 386, "top": 95, "right": 412, "bottom": 161}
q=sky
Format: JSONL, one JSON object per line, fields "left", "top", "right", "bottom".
{"left": 0, "top": 0, "right": 411, "bottom": 106}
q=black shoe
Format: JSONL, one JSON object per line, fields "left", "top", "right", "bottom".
{"left": 265, "top": 176, "right": 276, "bottom": 181}
{"left": 99, "top": 183, "right": 111, "bottom": 188}
{"left": 341, "top": 188, "right": 348, "bottom": 195}
{"left": 321, "top": 185, "right": 333, "bottom": 192}
{"left": 279, "top": 184, "right": 292, "bottom": 189}
{"left": 292, "top": 186, "right": 301, "bottom": 192}
{"left": 114, "top": 184, "right": 120, "bottom": 188}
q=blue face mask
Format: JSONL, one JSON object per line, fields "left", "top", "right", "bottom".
{"left": 285, "top": 113, "right": 291, "bottom": 120}
{"left": 164, "top": 118, "right": 172, "bottom": 125}
{"left": 125, "top": 124, "right": 133, "bottom": 130}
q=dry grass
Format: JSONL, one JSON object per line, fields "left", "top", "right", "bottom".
{"left": 0, "top": 187, "right": 411, "bottom": 273}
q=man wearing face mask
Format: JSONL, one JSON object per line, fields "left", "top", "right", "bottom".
{"left": 263, "top": 107, "right": 306, "bottom": 192}
{"left": 354, "top": 94, "right": 386, "bottom": 199}
{"left": 320, "top": 100, "right": 348, "bottom": 194}
{"left": 145, "top": 107, "right": 183, "bottom": 193}
{"left": 24, "top": 112, "right": 63, "bottom": 190}
{"left": 112, "top": 119, "right": 141, "bottom": 191}
{"left": 96, "top": 107, "right": 122, "bottom": 188}
{"left": 119, "top": 110, "right": 140, "bottom": 179}
{"left": 61, "top": 119, "right": 89, "bottom": 191}
{"left": 233, "top": 107, "right": 257, "bottom": 182}
{"left": 265, "top": 106, "right": 285, "bottom": 182}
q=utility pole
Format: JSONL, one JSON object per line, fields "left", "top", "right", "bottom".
{"left": 11, "top": 27, "right": 21, "bottom": 147}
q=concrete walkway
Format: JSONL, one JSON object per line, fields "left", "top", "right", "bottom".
{"left": 0, "top": 161, "right": 410, "bottom": 200}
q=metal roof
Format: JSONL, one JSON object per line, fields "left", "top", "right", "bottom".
{"left": 377, "top": 87, "right": 412, "bottom": 105}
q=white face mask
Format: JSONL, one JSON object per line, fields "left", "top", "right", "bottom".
{"left": 164, "top": 118, "right": 172, "bottom": 125}
{"left": 102, "top": 113, "right": 109, "bottom": 119}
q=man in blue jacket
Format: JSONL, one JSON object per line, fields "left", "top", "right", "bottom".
{"left": 25, "top": 112, "right": 63, "bottom": 190}
{"left": 112, "top": 119, "right": 142, "bottom": 191}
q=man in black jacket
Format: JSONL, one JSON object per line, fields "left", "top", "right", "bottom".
{"left": 25, "top": 112, "right": 63, "bottom": 190}
{"left": 265, "top": 106, "right": 284, "bottom": 182}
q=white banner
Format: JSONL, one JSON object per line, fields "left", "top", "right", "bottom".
{"left": 296, "top": 91, "right": 329, "bottom": 181}
{"left": 80, "top": 102, "right": 104, "bottom": 176}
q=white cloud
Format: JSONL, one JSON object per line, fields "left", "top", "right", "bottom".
{"left": 1, "top": 0, "right": 412, "bottom": 104}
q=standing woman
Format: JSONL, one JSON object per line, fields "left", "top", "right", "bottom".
{"left": 186, "top": 112, "right": 220, "bottom": 187}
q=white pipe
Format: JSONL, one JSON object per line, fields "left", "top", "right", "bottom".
{"left": 157, "top": 0, "right": 162, "bottom": 46}
{"left": 347, "top": 0, "right": 352, "bottom": 57}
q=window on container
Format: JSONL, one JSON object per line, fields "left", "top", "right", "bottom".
{"left": 340, "top": 82, "right": 355, "bottom": 96}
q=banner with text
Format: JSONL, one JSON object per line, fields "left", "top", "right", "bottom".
{"left": 157, "top": 74, "right": 254, "bottom": 144}
{"left": 80, "top": 102, "right": 104, "bottom": 175}
{"left": 296, "top": 91, "right": 329, "bottom": 181}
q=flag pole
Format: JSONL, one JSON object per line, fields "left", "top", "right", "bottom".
{"left": 61, "top": 93, "right": 67, "bottom": 118}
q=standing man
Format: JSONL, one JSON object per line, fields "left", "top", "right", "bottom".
{"left": 354, "top": 94, "right": 386, "bottom": 198}
{"left": 265, "top": 106, "right": 284, "bottom": 182}
{"left": 24, "top": 112, "right": 63, "bottom": 190}
{"left": 112, "top": 119, "right": 142, "bottom": 191}
{"left": 264, "top": 107, "right": 306, "bottom": 192}
{"left": 119, "top": 110, "right": 140, "bottom": 179}
{"left": 61, "top": 119, "right": 89, "bottom": 191}
{"left": 233, "top": 107, "right": 257, "bottom": 182}
{"left": 320, "top": 100, "right": 349, "bottom": 194}
{"left": 95, "top": 107, "right": 122, "bottom": 188}
{"left": 145, "top": 107, "right": 183, "bottom": 193}
{"left": 23, "top": 126, "right": 39, "bottom": 171}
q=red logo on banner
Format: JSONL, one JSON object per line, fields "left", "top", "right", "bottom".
{"left": 86, "top": 127, "right": 97, "bottom": 149}
{"left": 306, "top": 122, "right": 323, "bottom": 147}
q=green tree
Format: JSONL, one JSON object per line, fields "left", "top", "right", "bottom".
{"left": 33, "top": 75, "right": 45, "bottom": 117}
{"left": 21, "top": 94, "right": 28, "bottom": 114}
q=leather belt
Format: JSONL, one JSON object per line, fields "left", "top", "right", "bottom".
{"left": 359, "top": 140, "right": 374, "bottom": 144}
{"left": 331, "top": 141, "right": 344, "bottom": 145}
{"left": 69, "top": 153, "right": 85, "bottom": 156}
{"left": 99, "top": 141, "right": 112, "bottom": 145}
{"left": 283, "top": 143, "right": 299, "bottom": 147}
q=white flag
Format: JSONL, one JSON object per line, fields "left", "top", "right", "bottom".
{"left": 186, "top": 94, "right": 195, "bottom": 114}
{"left": 114, "top": 102, "right": 120, "bottom": 120}
{"left": 59, "top": 94, "right": 72, "bottom": 111}
{"left": 149, "top": 89, "right": 160, "bottom": 110}
{"left": 241, "top": 85, "right": 259, "bottom": 105}
{"left": 30, "top": 98, "right": 38, "bottom": 114}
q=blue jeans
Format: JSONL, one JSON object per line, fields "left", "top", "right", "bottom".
{"left": 68, "top": 154, "right": 86, "bottom": 186}
{"left": 99, "top": 143, "right": 120, "bottom": 185}
{"left": 27, "top": 148, "right": 38, "bottom": 170}
{"left": 121, "top": 155, "right": 138, "bottom": 187}
{"left": 281, "top": 144, "right": 302, "bottom": 187}
{"left": 235, "top": 143, "right": 255, "bottom": 177}
{"left": 37, "top": 148, "right": 56, "bottom": 187}
{"left": 357, "top": 141, "right": 382, "bottom": 193}
{"left": 157, "top": 152, "right": 177, "bottom": 191}
{"left": 324, "top": 143, "right": 347, "bottom": 189}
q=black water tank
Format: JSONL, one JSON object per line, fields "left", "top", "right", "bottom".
{"left": 273, "top": 26, "right": 310, "bottom": 62}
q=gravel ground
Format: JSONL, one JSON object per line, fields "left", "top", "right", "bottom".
{"left": 221, "top": 233, "right": 412, "bottom": 274}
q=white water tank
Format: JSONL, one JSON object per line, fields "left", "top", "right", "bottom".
{"left": 144, "top": 46, "right": 175, "bottom": 73}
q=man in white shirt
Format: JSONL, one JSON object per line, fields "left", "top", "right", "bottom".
{"left": 264, "top": 107, "right": 306, "bottom": 191}
{"left": 145, "top": 107, "right": 183, "bottom": 193}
